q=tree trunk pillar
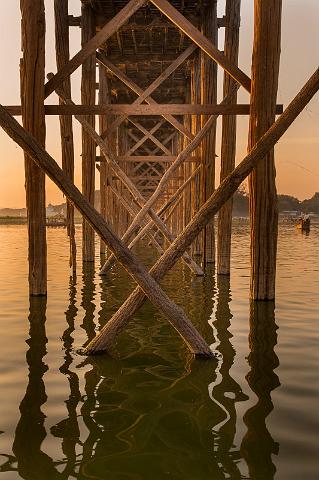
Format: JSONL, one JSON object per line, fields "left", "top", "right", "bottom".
{"left": 248, "top": 0, "right": 282, "bottom": 299}
{"left": 217, "top": 0, "right": 241, "bottom": 275}
{"left": 81, "top": 4, "right": 96, "bottom": 262}
{"left": 54, "top": 0, "right": 76, "bottom": 272}
{"left": 201, "top": 1, "right": 218, "bottom": 265}
{"left": 20, "top": 0, "right": 47, "bottom": 295}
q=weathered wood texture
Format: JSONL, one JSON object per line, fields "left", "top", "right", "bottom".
{"left": 49, "top": 81, "right": 203, "bottom": 276}
{"left": 5, "top": 104, "right": 283, "bottom": 116}
{"left": 98, "top": 62, "right": 110, "bottom": 254}
{"left": 20, "top": 0, "right": 47, "bottom": 295}
{"left": 150, "top": 0, "right": 251, "bottom": 92}
{"left": 81, "top": 4, "right": 96, "bottom": 262}
{"left": 45, "top": 0, "right": 146, "bottom": 97}
{"left": 217, "top": 0, "right": 241, "bottom": 275}
{"left": 0, "top": 104, "right": 214, "bottom": 358}
{"left": 81, "top": 67, "right": 319, "bottom": 353}
{"left": 201, "top": 1, "right": 218, "bottom": 264}
{"left": 248, "top": 0, "right": 282, "bottom": 300}
{"left": 54, "top": 0, "right": 76, "bottom": 270}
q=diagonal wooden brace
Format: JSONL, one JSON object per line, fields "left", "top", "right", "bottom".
{"left": 0, "top": 103, "right": 213, "bottom": 359}
{"left": 150, "top": 0, "right": 251, "bottom": 92}
{"left": 83, "top": 67, "right": 319, "bottom": 354}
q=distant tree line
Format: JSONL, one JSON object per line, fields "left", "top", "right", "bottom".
{"left": 233, "top": 189, "right": 319, "bottom": 216}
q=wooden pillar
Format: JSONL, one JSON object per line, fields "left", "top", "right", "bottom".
{"left": 81, "top": 4, "right": 96, "bottom": 262}
{"left": 54, "top": 0, "right": 76, "bottom": 271}
{"left": 248, "top": 0, "right": 282, "bottom": 300}
{"left": 191, "top": 54, "right": 202, "bottom": 256}
{"left": 98, "top": 62, "right": 110, "bottom": 254}
{"left": 201, "top": 1, "right": 218, "bottom": 265}
{"left": 217, "top": 0, "right": 241, "bottom": 275}
{"left": 20, "top": 0, "right": 47, "bottom": 295}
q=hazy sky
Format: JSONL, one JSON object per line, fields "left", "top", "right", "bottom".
{"left": 0, "top": 0, "right": 318, "bottom": 208}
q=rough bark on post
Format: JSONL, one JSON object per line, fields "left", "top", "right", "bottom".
{"left": 98, "top": 62, "right": 110, "bottom": 254}
{"left": 54, "top": 0, "right": 76, "bottom": 271}
{"left": 81, "top": 4, "right": 96, "bottom": 262}
{"left": 217, "top": 0, "right": 241, "bottom": 275}
{"left": 248, "top": 0, "right": 282, "bottom": 300}
{"left": 201, "top": 1, "right": 218, "bottom": 265}
{"left": 20, "top": 0, "right": 47, "bottom": 295}
{"left": 191, "top": 53, "right": 202, "bottom": 256}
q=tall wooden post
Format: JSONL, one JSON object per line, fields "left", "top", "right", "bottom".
{"left": 98, "top": 62, "right": 110, "bottom": 254}
{"left": 217, "top": 0, "right": 241, "bottom": 275}
{"left": 248, "top": 0, "right": 282, "bottom": 300}
{"left": 201, "top": 1, "right": 218, "bottom": 265}
{"left": 54, "top": 0, "right": 76, "bottom": 271}
{"left": 20, "top": 0, "right": 47, "bottom": 296}
{"left": 81, "top": 4, "right": 96, "bottom": 262}
{"left": 191, "top": 54, "right": 202, "bottom": 256}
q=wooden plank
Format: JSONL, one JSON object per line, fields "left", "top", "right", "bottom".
{"left": 20, "top": 0, "right": 47, "bottom": 296}
{"left": 45, "top": 0, "right": 146, "bottom": 98}
{"left": 150, "top": 0, "right": 251, "bottom": 92}
{"left": 4, "top": 104, "right": 284, "bottom": 116}
{"left": 82, "top": 66, "right": 319, "bottom": 354}
{"left": 0, "top": 103, "right": 213, "bottom": 358}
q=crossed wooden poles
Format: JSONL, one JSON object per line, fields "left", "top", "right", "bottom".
{"left": 4, "top": 0, "right": 319, "bottom": 356}
{"left": 1, "top": 68, "right": 318, "bottom": 355}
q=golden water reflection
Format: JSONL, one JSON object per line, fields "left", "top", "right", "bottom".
{"left": 0, "top": 262, "right": 283, "bottom": 480}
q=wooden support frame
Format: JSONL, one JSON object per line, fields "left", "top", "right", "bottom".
{"left": 44, "top": 0, "right": 147, "bottom": 98}
{"left": 47, "top": 78, "right": 204, "bottom": 276}
{"left": 100, "top": 85, "right": 239, "bottom": 274}
{"left": 97, "top": 48, "right": 196, "bottom": 140}
{"left": 150, "top": 0, "right": 251, "bottom": 92}
{"left": 81, "top": 67, "right": 319, "bottom": 354}
{"left": 0, "top": 104, "right": 214, "bottom": 358}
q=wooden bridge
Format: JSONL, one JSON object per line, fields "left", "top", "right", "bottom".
{"left": 0, "top": 0, "right": 318, "bottom": 356}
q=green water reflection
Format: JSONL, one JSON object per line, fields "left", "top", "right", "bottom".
{"left": 1, "top": 266, "right": 281, "bottom": 480}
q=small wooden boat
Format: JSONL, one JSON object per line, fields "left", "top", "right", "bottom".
{"left": 296, "top": 216, "right": 310, "bottom": 232}
{"left": 46, "top": 213, "right": 67, "bottom": 227}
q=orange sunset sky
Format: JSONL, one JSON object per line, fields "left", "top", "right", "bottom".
{"left": 0, "top": 0, "right": 318, "bottom": 208}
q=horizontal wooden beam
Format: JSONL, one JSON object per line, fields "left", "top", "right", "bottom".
{"left": 5, "top": 104, "right": 284, "bottom": 116}
{"left": 96, "top": 155, "right": 202, "bottom": 163}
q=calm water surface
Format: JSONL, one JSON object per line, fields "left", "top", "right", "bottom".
{"left": 0, "top": 222, "right": 318, "bottom": 479}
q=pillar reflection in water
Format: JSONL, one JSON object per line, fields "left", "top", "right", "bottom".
{"left": 12, "top": 297, "right": 57, "bottom": 479}
{"left": 50, "top": 276, "right": 81, "bottom": 477}
{"left": 241, "top": 301, "right": 280, "bottom": 479}
{"left": 210, "top": 275, "right": 248, "bottom": 479}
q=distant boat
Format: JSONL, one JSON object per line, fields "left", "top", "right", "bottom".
{"left": 296, "top": 215, "right": 310, "bottom": 232}
{"left": 46, "top": 213, "right": 67, "bottom": 228}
